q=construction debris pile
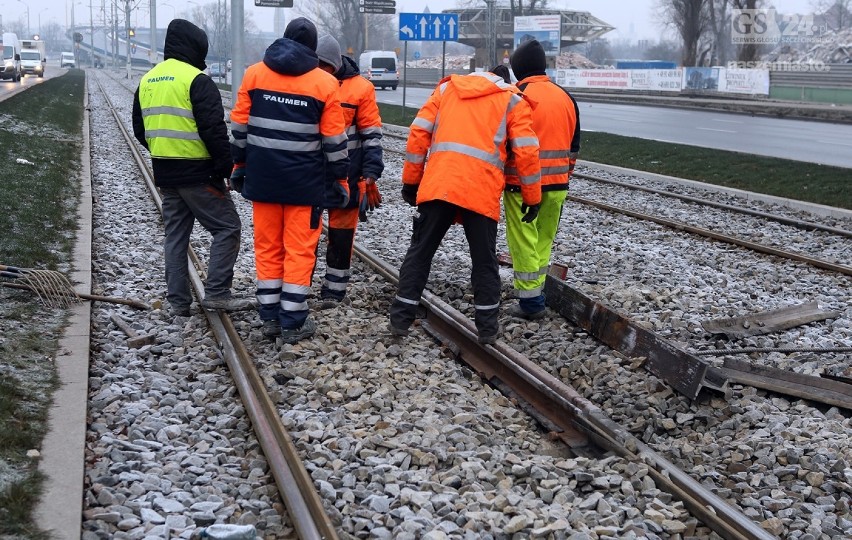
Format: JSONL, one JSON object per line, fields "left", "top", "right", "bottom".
{"left": 762, "top": 27, "right": 852, "bottom": 64}
{"left": 404, "top": 55, "right": 473, "bottom": 69}
{"left": 555, "top": 51, "right": 599, "bottom": 69}
{"left": 403, "top": 51, "right": 600, "bottom": 70}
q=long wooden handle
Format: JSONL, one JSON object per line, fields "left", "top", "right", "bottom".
{"left": 1, "top": 282, "right": 151, "bottom": 310}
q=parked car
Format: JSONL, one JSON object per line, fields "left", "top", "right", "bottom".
{"left": 207, "top": 62, "right": 225, "bottom": 78}
{"left": 60, "top": 51, "right": 76, "bottom": 68}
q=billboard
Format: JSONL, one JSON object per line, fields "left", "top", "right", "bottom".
{"left": 514, "top": 15, "right": 561, "bottom": 57}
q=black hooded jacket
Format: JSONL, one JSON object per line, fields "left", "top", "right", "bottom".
{"left": 335, "top": 55, "right": 360, "bottom": 81}
{"left": 132, "top": 19, "right": 232, "bottom": 187}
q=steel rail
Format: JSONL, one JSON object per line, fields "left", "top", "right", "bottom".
{"left": 352, "top": 242, "right": 774, "bottom": 540}
{"left": 572, "top": 172, "right": 852, "bottom": 238}
{"left": 94, "top": 75, "right": 338, "bottom": 540}
{"left": 570, "top": 194, "right": 852, "bottom": 276}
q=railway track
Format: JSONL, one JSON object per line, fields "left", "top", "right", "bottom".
{"left": 91, "top": 73, "right": 337, "bottom": 540}
{"left": 84, "top": 69, "right": 851, "bottom": 539}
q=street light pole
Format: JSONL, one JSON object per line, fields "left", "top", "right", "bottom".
{"left": 15, "top": 0, "right": 30, "bottom": 37}
{"left": 38, "top": 8, "right": 50, "bottom": 35}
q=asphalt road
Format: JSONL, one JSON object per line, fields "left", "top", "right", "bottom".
{"left": 378, "top": 85, "right": 852, "bottom": 169}
{"left": 0, "top": 62, "right": 65, "bottom": 102}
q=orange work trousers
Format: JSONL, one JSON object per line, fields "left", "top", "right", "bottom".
{"left": 253, "top": 202, "right": 321, "bottom": 329}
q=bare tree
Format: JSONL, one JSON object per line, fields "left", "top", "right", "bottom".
{"left": 730, "top": 0, "right": 761, "bottom": 62}
{"left": 706, "top": 0, "right": 731, "bottom": 65}
{"left": 507, "top": 0, "right": 548, "bottom": 17}
{"left": 658, "top": 0, "right": 710, "bottom": 66}
{"left": 813, "top": 0, "right": 852, "bottom": 31}
{"left": 643, "top": 40, "right": 682, "bottom": 63}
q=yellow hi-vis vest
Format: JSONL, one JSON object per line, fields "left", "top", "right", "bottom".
{"left": 138, "top": 59, "right": 210, "bottom": 159}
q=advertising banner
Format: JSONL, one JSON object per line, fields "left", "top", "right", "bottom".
{"left": 683, "top": 67, "right": 721, "bottom": 91}
{"left": 630, "top": 69, "right": 683, "bottom": 92}
{"left": 514, "top": 15, "right": 561, "bottom": 57}
{"left": 719, "top": 68, "right": 770, "bottom": 94}
{"left": 555, "top": 67, "right": 768, "bottom": 95}
{"left": 556, "top": 69, "right": 630, "bottom": 89}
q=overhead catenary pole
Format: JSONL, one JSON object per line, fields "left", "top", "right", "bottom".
{"left": 484, "top": 0, "right": 496, "bottom": 68}
{"left": 230, "top": 0, "right": 244, "bottom": 108}
{"left": 90, "top": 0, "right": 94, "bottom": 67}
{"left": 150, "top": 0, "right": 157, "bottom": 64}
{"left": 125, "top": 0, "right": 131, "bottom": 79}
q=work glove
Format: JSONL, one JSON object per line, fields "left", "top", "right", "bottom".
{"left": 521, "top": 202, "right": 540, "bottom": 223}
{"left": 364, "top": 177, "right": 382, "bottom": 211}
{"left": 332, "top": 179, "right": 350, "bottom": 207}
{"left": 228, "top": 164, "right": 246, "bottom": 193}
{"left": 401, "top": 183, "right": 419, "bottom": 207}
{"left": 358, "top": 179, "right": 369, "bottom": 222}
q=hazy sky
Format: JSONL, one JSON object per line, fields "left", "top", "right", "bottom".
{"left": 6, "top": 0, "right": 818, "bottom": 40}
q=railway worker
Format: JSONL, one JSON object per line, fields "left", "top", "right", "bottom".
{"left": 503, "top": 39, "right": 581, "bottom": 320}
{"left": 314, "top": 34, "right": 384, "bottom": 309}
{"left": 389, "top": 69, "right": 541, "bottom": 345}
{"left": 229, "top": 18, "right": 350, "bottom": 344}
{"left": 132, "top": 19, "right": 252, "bottom": 317}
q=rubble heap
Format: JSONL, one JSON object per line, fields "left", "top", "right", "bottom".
{"left": 555, "top": 51, "right": 599, "bottom": 69}
{"left": 762, "top": 27, "right": 852, "bottom": 64}
{"left": 405, "top": 55, "right": 473, "bottom": 69}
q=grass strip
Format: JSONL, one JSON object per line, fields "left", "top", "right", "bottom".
{"left": 0, "top": 70, "right": 84, "bottom": 539}
{"left": 378, "top": 102, "right": 851, "bottom": 210}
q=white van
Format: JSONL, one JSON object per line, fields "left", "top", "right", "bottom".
{"left": 1, "top": 32, "right": 22, "bottom": 81}
{"left": 20, "top": 49, "right": 44, "bottom": 77}
{"left": 358, "top": 50, "right": 399, "bottom": 90}
{"left": 60, "top": 52, "right": 76, "bottom": 68}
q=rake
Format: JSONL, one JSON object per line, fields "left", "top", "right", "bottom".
{"left": 0, "top": 264, "right": 150, "bottom": 310}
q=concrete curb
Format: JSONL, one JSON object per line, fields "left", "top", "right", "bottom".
{"left": 35, "top": 73, "right": 92, "bottom": 540}
{"left": 580, "top": 160, "right": 852, "bottom": 220}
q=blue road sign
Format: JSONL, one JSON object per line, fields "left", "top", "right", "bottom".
{"left": 399, "top": 12, "right": 459, "bottom": 41}
{"left": 414, "top": 50, "right": 421, "bottom": 59}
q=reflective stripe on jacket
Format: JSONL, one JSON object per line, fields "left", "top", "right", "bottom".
{"left": 230, "top": 59, "right": 348, "bottom": 206}
{"left": 505, "top": 75, "right": 580, "bottom": 192}
{"left": 403, "top": 72, "right": 540, "bottom": 221}
{"left": 139, "top": 58, "right": 210, "bottom": 159}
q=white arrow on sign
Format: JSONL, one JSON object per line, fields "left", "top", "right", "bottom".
{"left": 401, "top": 25, "right": 414, "bottom": 38}
{"left": 447, "top": 17, "right": 456, "bottom": 39}
{"left": 433, "top": 17, "right": 442, "bottom": 37}
{"left": 419, "top": 17, "right": 428, "bottom": 38}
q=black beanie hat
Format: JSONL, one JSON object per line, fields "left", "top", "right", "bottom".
{"left": 284, "top": 17, "right": 318, "bottom": 51}
{"left": 510, "top": 39, "right": 546, "bottom": 81}
{"left": 490, "top": 64, "right": 511, "bottom": 84}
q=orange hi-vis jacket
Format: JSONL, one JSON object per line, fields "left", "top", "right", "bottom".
{"left": 337, "top": 55, "right": 383, "bottom": 204}
{"left": 403, "top": 72, "right": 541, "bottom": 221}
{"left": 230, "top": 37, "right": 349, "bottom": 206}
{"left": 505, "top": 75, "right": 580, "bottom": 192}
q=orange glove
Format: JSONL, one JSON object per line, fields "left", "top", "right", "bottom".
{"left": 364, "top": 177, "right": 382, "bottom": 210}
